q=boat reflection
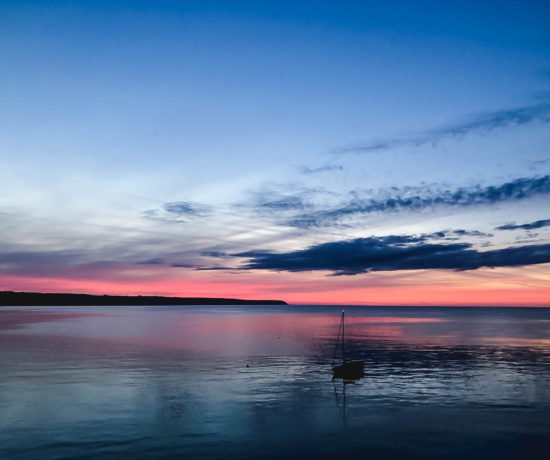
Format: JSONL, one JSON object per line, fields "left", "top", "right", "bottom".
{"left": 333, "top": 377, "right": 362, "bottom": 418}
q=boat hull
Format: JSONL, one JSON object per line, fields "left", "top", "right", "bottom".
{"left": 332, "top": 360, "right": 365, "bottom": 380}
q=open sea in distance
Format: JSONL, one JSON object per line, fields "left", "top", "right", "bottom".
{"left": 1, "top": 304, "right": 549, "bottom": 459}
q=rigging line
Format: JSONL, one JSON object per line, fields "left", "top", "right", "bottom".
{"left": 333, "top": 315, "right": 343, "bottom": 364}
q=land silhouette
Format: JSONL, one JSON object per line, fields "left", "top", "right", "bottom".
{"left": 0, "top": 291, "right": 287, "bottom": 306}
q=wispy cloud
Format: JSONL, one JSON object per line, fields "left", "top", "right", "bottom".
{"left": 299, "top": 165, "right": 343, "bottom": 174}
{"left": 336, "top": 102, "right": 550, "bottom": 154}
{"left": 143, "top": 201, "right": 211, "bottom": 223}
{"left": 137, "top": 257, "right": 165, "bottom": 265}
{"left": 200, "top": 251, "right": 229, "bottom": 258}
{"left": 496, "top": 219, "right": 550, "bottom": 231}
{"left": 288, "top": 175, "right": 550, "bottom": 228}
{"left": 528, "top": 157, "right": 550, "bottom": 172}
{"left": 0, "top": 250, "right": 87, "bottom": 270}
{"left": 451, "top": 229, "right": 491, "bottom": 237}
{"left": 234, "top": 236, "right": 550, "bottom": 275}
{"left": 195, "top": 265, "right": 237, "bottom": 271}
{"left": 162, "top": 201, "right": 211, "bottom": 217}
{"left": 257, "top": 196, "right": 305, "bottom": 211}
{"left": 170, "top": 262, "right": 196, "bottom": 268}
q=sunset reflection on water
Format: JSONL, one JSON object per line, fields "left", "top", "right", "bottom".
{"left": 1, "top": 305, "right": 550, "bottom": 459}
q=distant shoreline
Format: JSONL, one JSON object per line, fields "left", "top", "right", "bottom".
{"left": 0, "top": 291, "right": 287, "bottom": 306}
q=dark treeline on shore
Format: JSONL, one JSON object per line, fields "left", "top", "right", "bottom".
{"left": 0, "top": 291, "right": 287, "bottom": 306}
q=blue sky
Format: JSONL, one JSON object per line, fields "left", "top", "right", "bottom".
{"left": 1, "top": 1, "right": 550, "bottom": 304}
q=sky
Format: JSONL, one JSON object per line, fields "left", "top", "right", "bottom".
{"left": 1, "top": 0, "right": 550, "bottom": 305}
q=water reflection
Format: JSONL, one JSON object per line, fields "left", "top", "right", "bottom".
{"left": 1, "top": 305, "right": 550, "bottom": 459}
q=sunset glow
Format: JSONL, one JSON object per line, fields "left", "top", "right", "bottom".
{"left": 1, "top": 1, "right": 550, "bottom": 306}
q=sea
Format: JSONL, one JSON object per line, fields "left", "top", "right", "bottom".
{"left": 1, "top": 305, "right": 549, "bottom": 459}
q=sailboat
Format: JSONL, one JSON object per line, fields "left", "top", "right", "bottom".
{"left": 332, "top": 310, "right": 365, "bottom": 379}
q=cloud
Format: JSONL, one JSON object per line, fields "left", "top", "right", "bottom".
{"left": 201, "top": 251, "right": 229, "bottom": 258}
{"left": 336, "top": 102, "right": 550, "bottom": 153}
{"left": 496, "top": 219, "right": 550, "bottom": 231}
{"left": 451, "top": 229, "right": 491, "bottom": 237}
{"left": 0, "top": 249, "right": 132, "bottom": 278}
{"left": 0, "top": 250, "right": 86, "bottom": 269}
{"left": 195, "top": 265, "right": 236, "bottom": 271}
{"left": 163, "top": 201, "right": 211, "bottom": 216}
{"left": 528, "top": 158, "right": 550, "bottom": 172}
{"left": 170, "top": 262, "right": 196, "bottom": 268}
{"left": 299, "top": 165, "right": 343, "bottom": 174}
{"left": 258, "top": 196, "right": 305, "bottom": 211}
{"left": 234, "top": 236, "right": 550, "bottom": 275}
{"left": 415, "top": 229, "right": 492, "bottom": 241}
{"left": 143, "top": 201, "right": 211, "bottom": 223}
{"left": 288, "top": 175, "right": 550, "bottom": 228}
{"left": 137, "top": 257, "right": 165, "bottom": 265}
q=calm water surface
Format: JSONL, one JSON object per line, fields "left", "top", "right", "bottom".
{"left": 1, "top": 305, "right": 550, "bottom": 459}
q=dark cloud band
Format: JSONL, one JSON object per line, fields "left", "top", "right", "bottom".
{"left": 496, "top": 219, "right": 550, "bottom": 231}
{"left": 235, "top": 236, "right": 550, "bottom": 275}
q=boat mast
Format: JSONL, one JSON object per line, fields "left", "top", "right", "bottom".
{"left": 342, "top": 310, "right": 345, "bottom": 363}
